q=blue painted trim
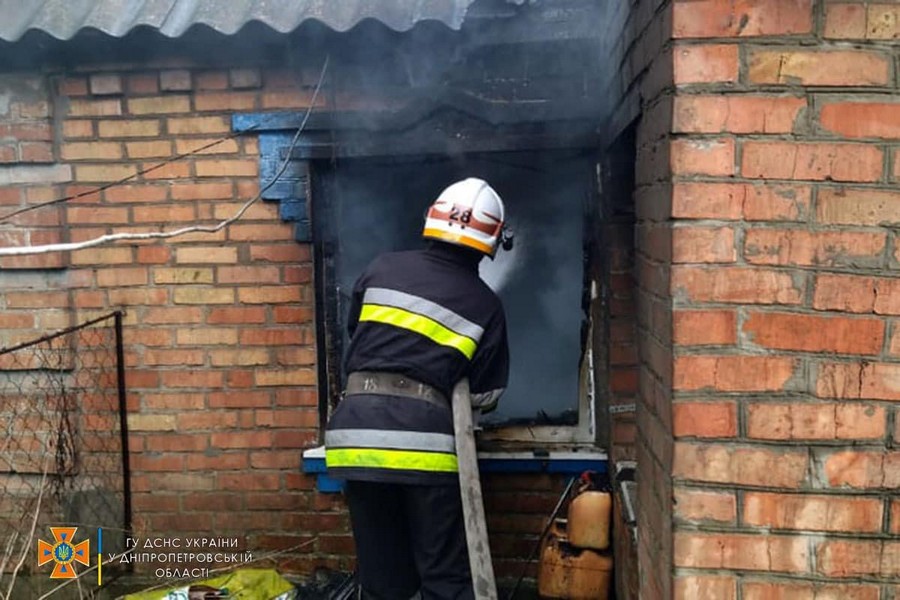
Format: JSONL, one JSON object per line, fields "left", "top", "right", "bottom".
{"left": 237, "top": 123, "right": 313, "bottom": 242}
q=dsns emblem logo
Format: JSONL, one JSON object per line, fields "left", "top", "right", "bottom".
{"left": 37, "top": 527, "right": 90, "bottom": 578}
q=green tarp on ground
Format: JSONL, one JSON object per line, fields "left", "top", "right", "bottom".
{"left": 122, "top": 568, "right": 296, "bottom": 600}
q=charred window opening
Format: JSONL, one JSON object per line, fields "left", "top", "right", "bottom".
{"left": 312, "top": 150, "right": 595, "bottom": 428}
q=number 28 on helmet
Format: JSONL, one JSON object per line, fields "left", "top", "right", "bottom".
{"left": 422, "top": 178, "right": 513, "bottom": 258}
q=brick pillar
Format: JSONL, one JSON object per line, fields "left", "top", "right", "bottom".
{"left": 667, "top": 0, "right": 900, "bottom": 597}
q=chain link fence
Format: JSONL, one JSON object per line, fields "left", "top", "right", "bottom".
{"left": 0, "top": 312, "right": 130, "bottom": 599}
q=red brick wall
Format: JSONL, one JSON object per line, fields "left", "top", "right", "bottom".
{"left": 0, "top": 53, "right": 589, "bottom": 581}
{"left": 0, "top": 61, "right": 353, "bottom": 573}
{"left": 669, "top": 0, "right": 900, "bottom": 597}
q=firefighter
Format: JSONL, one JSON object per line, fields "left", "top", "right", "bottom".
{"left": 325, "top": 178, "right": 511, "bottom": 600}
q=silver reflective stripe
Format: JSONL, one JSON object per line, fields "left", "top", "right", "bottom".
{"left": 325, "top": 428, "right": 456, "bottom": 453}
{"left": 364, "top": 287, "right": 484, "bottom": 343}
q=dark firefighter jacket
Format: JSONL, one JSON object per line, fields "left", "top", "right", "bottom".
{"left": 324, "top": 242, "right": 509, "bottom": 485}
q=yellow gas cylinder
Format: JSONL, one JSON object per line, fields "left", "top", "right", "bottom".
{"left": 567, "top": 490, "right": 612, "bottom": 551}
{"left": 537, "top": 527, "right": 612, "bottom": 600}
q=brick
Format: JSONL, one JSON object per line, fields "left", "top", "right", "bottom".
{"left": 674, "top": 531, "right": 808, "bottom": 573}
{"left": 59, "top": 77, "right": 88, "bottom": 96}
{"left": 5, "top": 291, "right": 68, "bottom": 308}
{"left": 175, "top": 328, "right": 238, "bottom": 345}
{"left": 60, "top": 141, "right": 123, "bottom": 160}
{"left": 127, "top": 414, "right": 177, "bottom": 431}
{"left": 674, "top": 401, "right": 737, "bottom": 437}
{"left": 210, "top": 348, "right": 270, "bottom": 366}
{"left": 239, "top": 329, "right": 304, "bottom": 346}
{"left": 744, "top": 229, "right": 885, "bottom": 267}
{"left": 672, "top": 310, "right": 737, "bottom": 346}
{"left": 195, "top": 71, "right": 228, "bottom": 90}
{"left": 674, "top": 575, "right": 735, "bottom": 600}
{"left": 273, "top": 306, "right": 313, "bottom": 324}
{"left": 0, "top": 122, "right": 52, "bottom": 141}
{"left": 230, "top": 68, "right": 262, "bottom": 89}
{"left": 109, "top": 288, "right": 168, "bottom": 306}
{"left": 74, "top": 164, "right": 137, "bottom": 182}
{"left": 70, "top": 247, "right": 133, "bottom": 265}
{"left": 744, "top": 184, "right": 811, "bottom": 221}
{"left": 175, "top": 247, "right": 237, "bottom": 264}
{"left": 819, "top": 449, "right": 900, "bottom": 489}
{"left": 126, "top": 140, "right": 173, "bottom": 158}
{"left": 868, "top": 4, "right": 900, "bottom": 39}
{"left": 817, "top": 540, "right": 884, "bottom": 577}
{"left": 892, "top": 499, "right": 900, "bottom": 535}
{"left": 255, "top": 369, "right": 316, "bottom": 386}
{"left": 153, "top": 267, "right": 214, "bottom": 284}
{"left": 744, "top": 492, "right": 882, "bottom": 533}
{"left": 210, "top": 431, "right": 272, "bottom": 449}
{"left": 89, "top": 74, "right": 122, "bottom": 95}
{"left": 673, "top": 0, "right": 812, "bottom": 38}
{"left": 672, "top": 226, "right": 735, "bottom": 263}
{"left": 820, "top": 101, "right": 900, "bottom": 139}
{"left": 674, "top": 95, "right": 804, "bottom": 134}
{"left": 818, "top": 187, "right": 900, "bottom": 226}
{"left": 0, "top": 164, "right": 71, "bottom": 187}
{"left": 128, "top": 95, "right": 191, "bottom": 114}
{"left": 98, "top": 119, "right": 161, "bottom": 138}
{"left": 103, "top": 186, "right": 167, "bottom": 205}
{"left": 217, "top": 266, "right": 280, "bottom": 284}
{"left": 167, "top": 116, "right": 230, "bottom": 135}
{"left": 126, "top": 73, "right": 159, "bottom": 94}
{"left": 132, "top": 205, "right": 196, "bottom": 223}
{"left": 742, "top": 311, "right": 884, "bottom": 354}
{"left": 747, "top": 402, "right": 885, "bottom": 440}
{"left": 173, "top": 287, "right": 234, "bottom": 304}
{"left": 171, "top": 182, "right": 233, "bottom": 200}
{"left": 141, "top": 161, "right": 190, "bottom": 180}
{"left": 174, "top": 138, "right": 239, "bottom": 155}
{"left": 67, "top": 98, "right": 122, "bottom": 117}
{"left": 209, "top": 391, "right": 272, "bottom": 408}
{"left": 67, "top": 205, "right": 130, "bottom": 225}
{"left": 817, "top": 362, "right": 900, "bottom": 401}
{"left": 185, "top": 453, "right": 248, "bottom": 470}
{"left": 674, "top": 442, "right": 808, "bottom": 487}
{"left": 195, "top": 92, "right": 257, "bottom": 111}
{"left": 742, "top": 141, "right": 883, "bottom": 182}
{"left": 824, "top": 4, "right": 867, "bottom": 39}
{"left": 238, "top": 286, "right": 302, "bottom": 304}
{"left": 671, "top": 138, "right": 734, "bottom": 176}
{"left": 673, "top": 488, "right": 736, "bottom": 524}
{"left": 671, "top": 266, "right": 805, "bottom": 304}
{"left": 195, "top": 159, "right": 257, "bottom": 177}
{"left": 160, "top": 69, "right": 192, "bottom": 91}
{"left": 62, "top": 120, "right": 93, "bottom": 139}
{"left": 143, "top": 348, "right": 205, "bottom": 366}
{"left": 813, "top": 273, "right": 900, "bottom": 314}
{"left": 748, "top": 49, "right": 890, "bottom": 86}
{"left": 96, "top": 267, "right": 149, "bottom": 287}
{"left": 207, "top": 306, "right": 267, "bottom": 324}
{"left": 742, "top": 581, "right": 879, "bottom": 600}
{"left": 142, "top": 306, "right": 203, "bottom": 324}
{"left": 159, "top": 370, "right": 224, "bottom": 388}
{"left": 21, "top": 142, "right": 53, "bottom": 163}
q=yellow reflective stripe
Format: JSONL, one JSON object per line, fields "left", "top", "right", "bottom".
{"left": 359, "top": 304, "right": 477, "bottom": 359}
{"left": 326, "top": 448, "right": 459, "bottom": 472}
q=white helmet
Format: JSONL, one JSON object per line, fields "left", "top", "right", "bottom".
{"left": 422, "top": 178, "right": 508, "bottom": 257}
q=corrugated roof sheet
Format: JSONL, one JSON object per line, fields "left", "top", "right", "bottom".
{"left": 0, "top": 0, "right": 478, "bottom": 41}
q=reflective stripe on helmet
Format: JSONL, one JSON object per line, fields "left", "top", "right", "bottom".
{"left": 325, "top": 429, "right": 456, "bottom": 453}
{"left": 325, "top": 447, "right": 459, "bottom": 473}
{"left": 422, "top": 226, "right": 494, "bottom": 255}
{"left": 363, "top": 288, "right": 484, "bottom": 342}
{"left": 358, "top": 304, "right": 478, "bottom": 359}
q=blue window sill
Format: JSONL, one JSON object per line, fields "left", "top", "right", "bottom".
{"left": 301, "top": 446, "right": 608, "bottom": 493}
